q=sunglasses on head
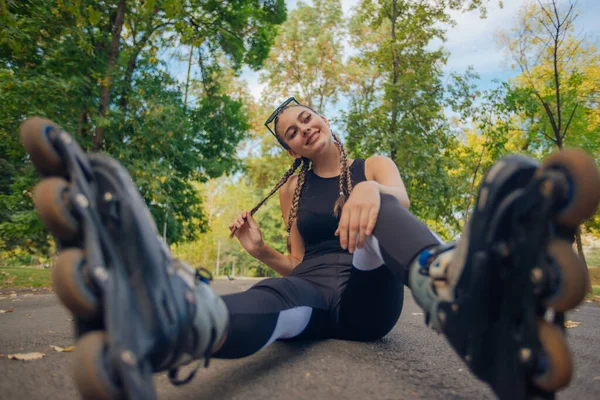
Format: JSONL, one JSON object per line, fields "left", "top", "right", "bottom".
{"left": 264, "top": 97, "right": 301, "bottom": 137}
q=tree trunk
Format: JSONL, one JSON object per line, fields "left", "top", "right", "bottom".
{"left": 94, "top": 0, "right": 126, "bottom": 151}
{"left": 120, "top": 55, "right": 138, "bottom": 113}
{"left": 463, "top": 137, "right": 487, "bottom": 226}
{"left": 78, "top": 111, "right": 88, "bottom": 139}
{"left": 184, "top": 45, "right": 194, "bottom": 108}
{"left": 120, "top": 19, "right": 162, "bottom": 113}
{"left": 574, "top": 227, "right": 592, "bottom": 293}
{"left": 389, "top": 0, "right": 400, "bottom": 165}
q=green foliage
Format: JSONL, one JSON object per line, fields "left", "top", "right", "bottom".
{"left": 342, "top": 0, "right": 460, "bottom": 236}
{"left": 0, "top": 0, "right": 287, "bottom": 256}
{"left": 2, "top": 0, "right": 598, "bottom": 277}
{"left": 496, "top": 0, "right": 600, "bottom": 233}
{"left": 260, "top": 0, "right": 346, "bottom": 112}
{"left": 0, "top": 266, "right": 51, "bottom": 289}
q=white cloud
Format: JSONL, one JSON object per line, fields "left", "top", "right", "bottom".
{"left": 437, "top": 0, "right": 524, "bottom": 78}
{"left": 441, "top": 0, "right": 600, "bottom": 80}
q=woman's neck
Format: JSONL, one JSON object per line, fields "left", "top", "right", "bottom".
{"left": 310, "top": 145, "right": 350, "bottom": 178}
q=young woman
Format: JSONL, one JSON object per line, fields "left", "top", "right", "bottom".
{"left": 20, "top": 99, "right": 598, "bottom": 400}
{"left": 221, "top": 99, "right": 438, "bottom": 357}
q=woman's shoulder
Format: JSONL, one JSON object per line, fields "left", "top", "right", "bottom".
{"left": 279, "top": 174, "right": 299, "bottom": 202}
{"left": 364, "top": 155, "right": 396, "bottom": 180}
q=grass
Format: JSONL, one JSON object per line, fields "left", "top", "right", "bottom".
{"left": 0, "top": 266, "right": 51, "bottom": 290}
{"left": 0, "top": 249, "right": 598, "bottom": 294}
{"left": 585, "top": 262, "right": 600, "bottom": 301}
{"left": 587, "top": 252, "right": 600, "bottom": 268}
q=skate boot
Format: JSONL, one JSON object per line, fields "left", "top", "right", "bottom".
{"left": 20, "top": 118, "right": 229, "bottom": 399}
{"left": 410, "top": 150, "right": 600, "bottom": 400}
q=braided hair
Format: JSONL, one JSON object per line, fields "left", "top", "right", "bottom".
{"left": 237, "top": 104, "right": 353, "bottom": 252}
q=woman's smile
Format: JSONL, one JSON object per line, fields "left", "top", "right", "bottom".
{"left": 306, "top": 131, "right": 320, "bottom": 146}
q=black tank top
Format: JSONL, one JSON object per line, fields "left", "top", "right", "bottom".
{"left": 297, "top": 159, "right": 367, "bottom": 261}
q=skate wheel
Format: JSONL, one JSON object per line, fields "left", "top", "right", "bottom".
{"left": 533, "top": 320, "right": 572, "bottom": 392}
{"left": 34, "top": 177, "right": 79, "bottom": 240}
{"left": 52, "top": 249, "right": 99, "bottom": 319}
{"left": 74, "top": 332, "right": 123, "bottom": 400}
{"left": 544, "top": 240, "right": 587, "bottom": 312}
{"left": 20, "top": 118, "right": 64, "bottom": 175}
{"left": 540, "top": 148, "right": 600, "bottom": 227}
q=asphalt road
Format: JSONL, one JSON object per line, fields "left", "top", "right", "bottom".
{"left": 1, "top": 279, "right": 599, "bottom": 400}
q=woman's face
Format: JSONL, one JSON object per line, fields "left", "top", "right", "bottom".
{"left": 275, "top": 106, "right": 332, "bottom": 158}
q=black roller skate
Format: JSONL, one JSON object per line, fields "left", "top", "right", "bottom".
{"left": 410, "top": 150, "right": 600, "bottom": 400}
{"left": 20, "top": 118, "right": 229, "bottom": 399}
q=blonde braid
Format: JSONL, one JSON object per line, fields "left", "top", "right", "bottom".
{"left": 286, "top": 158, "right": 311, "bottom": 234}
{"left": 332, "top": 132, "right": 353, "bottom": 217}
{"left": 285, "top": 158, "right": 310, "bottom": 252}
{"left": 229, "top": 158, "right": 302, "bottom": 238}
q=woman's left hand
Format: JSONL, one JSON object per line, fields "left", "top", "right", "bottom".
{"left": 335, "top": 181, "right": 380, "bottom": 254}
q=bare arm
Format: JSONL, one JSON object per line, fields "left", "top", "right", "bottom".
{"left": 250, "top": 176, "right": 305, "bottom": 276}
{"left": 365, "top": 155, "right": 410, "bottom": 208}
{"left": 336, "top": 156, "right": 411, "bottom": 253}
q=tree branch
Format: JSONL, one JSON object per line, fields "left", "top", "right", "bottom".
{"left": 561, "top": 103, "right": 578, "bottom": 140}
{"left": 538, "top": 0, "right": 558, "bottom": 30}
{"left": 549, "top": 0, "right": 562, "bottom": 137}
{"left": 538, "top": 129, "right": 557, "bottom": 144}
{"left": 532, "top": 89, "right": 560, "bottom": 137}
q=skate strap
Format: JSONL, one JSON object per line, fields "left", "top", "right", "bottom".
{"left": 168, "top": 362, "right": 202, "bottom": 386}
{"left": 168, "top": 327, "right": 218, "bottom": 386}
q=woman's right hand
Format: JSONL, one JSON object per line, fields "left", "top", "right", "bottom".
{"left": 229, "top": 211, "right": 264, "bottom": 256}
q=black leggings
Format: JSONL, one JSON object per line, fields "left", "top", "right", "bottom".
{"left": 214, "top": 194, "right": 440, "bottom": 359}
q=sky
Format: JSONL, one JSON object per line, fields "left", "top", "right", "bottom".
{"left": 240, "top": 0, "right": 600, "bottom": 108}
{"left": 161, "top": 0, "right": 600, "bottom": 126}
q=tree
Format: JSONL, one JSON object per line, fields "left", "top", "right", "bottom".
{"left": 497, "top": 0, "right": 600, "bottom": 286}
{"left": 444, "top": 68, "right": 530, "bottom": 230}
{"left": 260, "top": 0, "right": 347, "bottom": 113}
{"left": 342, "top": 0, "right": 461, "bottom": 235}
{"left": 0, "top": 0, "right": 287, "bottom": 258}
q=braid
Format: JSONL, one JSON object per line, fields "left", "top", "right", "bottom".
{"left": 229, "top": 158, "right": 302, "bottom": 238}
{"left": 286, "top": 158, "right": 311, "bottom": 234}
{"left": 254, "top": 103, "right": 353, "bottom": 253}
{"left": 285, "top": 158, "right": 310, "bottom": 252}
{"left": 332, "top": 131, "right": 353, "bottom": 217}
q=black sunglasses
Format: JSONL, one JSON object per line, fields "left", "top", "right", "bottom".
{"left": 264, "top": 96, "right": 301, "bottom": 137}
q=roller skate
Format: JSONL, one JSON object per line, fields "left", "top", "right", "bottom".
{"left": 20, "top": 118, "right": 229, "bottom": 399}
{"left": 410, "top": 150, "right": 600, "bottom": 399}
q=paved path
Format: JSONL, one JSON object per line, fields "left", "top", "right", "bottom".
{"left": 1, "top": 279, "right": 599, "bottom": 399}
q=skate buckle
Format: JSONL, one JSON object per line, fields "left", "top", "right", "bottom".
{"left": 418, "top": 242, "right": 456, "bottom": 275}
{"left": 195, "top": 267, "right": 213, "bottom": 285}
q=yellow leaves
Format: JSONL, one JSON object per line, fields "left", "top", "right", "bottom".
{"left": 565, "top": 320, "right": 582, "bottom": 329}
{"left": 50, "top": 345, "right": 75, "bottom": 352}
{"left": 6, "top": 345, "right": 74, "bottom": 361}
{"left": 8, "top": 352, "right": 45, "bottom": 361}
{"left": 0, "top": 308, "right": 14, "bottom": 313}
{"left": 86, "top": 6, "right": 102, "bottom": 26}
{"left": 97, "top": 76, "right": 110, "bottom": 88}
{"left": 159, "top": 177, "right": 167, "bottom": 184}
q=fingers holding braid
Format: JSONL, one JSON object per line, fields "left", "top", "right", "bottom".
{"left": 229, "top": 158, "right": 302, "bottom": 239}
